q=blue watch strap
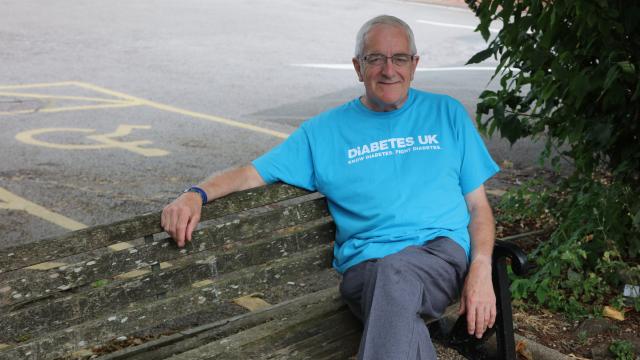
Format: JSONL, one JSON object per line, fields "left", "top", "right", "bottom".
{"left": 183, "top": 186, "right": 208, "bottom": 205}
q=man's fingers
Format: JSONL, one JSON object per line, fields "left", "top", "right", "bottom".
{"left": 185, "top": 215, "right": 199, "bottom": 242}
{"left": 466, "top": 302, "right": 476, "bottom": 335}
{"left": 475, "top": 306, "right": 486, "bottom": 338}
{"left": 177, "top": 210, "right": 193, "bottom": 246}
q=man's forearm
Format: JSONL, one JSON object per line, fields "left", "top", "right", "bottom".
{"left": 196, "top": 165, "right": 266, "bottom": 203}
{"left": 468, "top": 203, "right": 495, "bottom": 264}
{"left": 460, "top": 185, "right": 497, "bottom": 338}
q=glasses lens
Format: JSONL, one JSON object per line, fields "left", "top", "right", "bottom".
{"left": 392, "top": 54, "right": 412, "bottom": 66}
{"left": 363, "top": 54, "right": 413, "bottom": 67}
{"left": 364, "top": 54, "right": 385, "bottom": 66}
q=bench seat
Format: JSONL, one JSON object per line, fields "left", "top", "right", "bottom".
{"left": 0, "top": 183, "right": 527, "bottom": 359}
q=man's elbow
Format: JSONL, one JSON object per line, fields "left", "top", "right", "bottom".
{"left": 241, "top": 165, "right": 266, "bottom": 190}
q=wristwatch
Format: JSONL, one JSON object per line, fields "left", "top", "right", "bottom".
{"left": 183, "top": 186, "right": 208, "bottom": 205}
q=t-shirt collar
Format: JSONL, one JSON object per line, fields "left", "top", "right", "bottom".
{"left": 353, "top": 88, "right": 416, "bottom": 117}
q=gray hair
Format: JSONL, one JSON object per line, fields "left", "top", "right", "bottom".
{"left": 354, "top": 15, "right": 417, "bottom": 58}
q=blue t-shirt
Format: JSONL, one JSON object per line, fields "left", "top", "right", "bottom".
{"left": 253, "top": 88, "right": 499, "bottom": 273}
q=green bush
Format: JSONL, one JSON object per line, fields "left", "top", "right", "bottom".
{"left": 465, "top": 0, "right": 640, "bottom": 317}
{"left": 466, "top": 0, "right": 640, "bottom": 185}
{"left": 503, "top": 179, "right": 640, "bottom": 317}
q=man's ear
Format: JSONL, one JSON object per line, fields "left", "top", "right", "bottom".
{"left": 352, "top": 57, "right": 364, "bottom": 82}
{"left": 410, "top": 55, "right": 420, "bottom": 81}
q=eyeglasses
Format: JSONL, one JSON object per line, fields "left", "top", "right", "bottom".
{"left": 360, "top": 53, "right": 415, "bottom": 67}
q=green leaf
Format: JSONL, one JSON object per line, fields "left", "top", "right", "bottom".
{"left": 466, "top": 47, "right": 495, "bottom": 65}
{"left": 617, "top": 61, "right": 636, "bottom": 75}
{"left": 535, "top": 285, "right": 548, "bottom": 303}
{"left": 475, "top": 21, "right": 492, "bottom": 42}
{"left": 603, "top": 66, "right": 620, "bottom": 90}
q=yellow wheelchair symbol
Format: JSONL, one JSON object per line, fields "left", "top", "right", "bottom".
{"left": 15, "top": 124, "right": 169, "bottom": 157}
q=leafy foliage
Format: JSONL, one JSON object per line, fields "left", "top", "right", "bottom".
{"left": 466, "top": 0, "right": 640, "bottom": 317}
{"left": 502, "top": 179, "right": 640, "bottom": 317}
{"left": 609, "top": 339, "right": 636, "bottom": 360}
{"left": 466, "top": 0, "right": 640, "bottom": 185}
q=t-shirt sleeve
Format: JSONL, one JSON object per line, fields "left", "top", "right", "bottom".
{"left": 455, "top": 103, "right": 500, "bottom": 195}
{"left": 251, "top": 126, "right": 317, "bottom": 191}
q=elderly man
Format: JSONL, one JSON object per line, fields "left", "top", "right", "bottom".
{"left": 162, "top": 15, "right": 499, "bottom": 359}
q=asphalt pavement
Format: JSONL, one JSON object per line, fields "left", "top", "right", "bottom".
{"left": 0, "top": 0, "right": 544, "bottom": 247}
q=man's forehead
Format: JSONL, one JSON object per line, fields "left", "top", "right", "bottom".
{"left": 363, "top": 24, "right": 411, "bottom": 53}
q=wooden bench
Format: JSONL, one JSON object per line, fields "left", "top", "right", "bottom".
{"left": 0, "top": 183, "right": 528, "bottom": 359}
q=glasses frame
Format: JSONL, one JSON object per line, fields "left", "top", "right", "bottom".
{"left": 360, "top": 53, "right": 416, "bottom": 67}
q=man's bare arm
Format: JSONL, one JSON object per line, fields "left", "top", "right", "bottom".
{"left": 459, "top": 184, "right": 497, "bottom": 339}
{"left": 161, "top": 165, "right": 265, "bottom": 247}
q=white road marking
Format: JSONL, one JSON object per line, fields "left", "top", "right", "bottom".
{"left": 417, "top": 19, "right": 500, "bottom": 33}
{"left": 388, "top": 0, "right": 470, "bottom": 13}
{"left": 291, "top": 64, "right": 498, "bottom": 72}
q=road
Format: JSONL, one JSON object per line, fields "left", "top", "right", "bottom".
{"left": 0, "top": 0, "right": 543, "bottom": 246}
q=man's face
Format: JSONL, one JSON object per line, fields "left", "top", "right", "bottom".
{"left": 352, "top": 24, "right": 419, "bottom": 112}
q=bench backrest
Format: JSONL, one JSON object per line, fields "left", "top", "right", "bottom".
{"left": 0, "top": 184, "right": 340, "bottom": 359}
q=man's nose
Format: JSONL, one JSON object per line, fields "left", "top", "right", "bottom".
{"left": 381, "top": 58, "right": 395, "bottom": 76}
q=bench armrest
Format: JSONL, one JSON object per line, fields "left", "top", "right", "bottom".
{"left": 494, "top": 240, "right": 529, "bottom": 276}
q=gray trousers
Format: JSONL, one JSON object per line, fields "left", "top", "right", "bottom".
{"left": 339, "top": 237, "right": 468, "bottom": 360}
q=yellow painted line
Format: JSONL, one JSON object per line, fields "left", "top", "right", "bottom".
{"left": 0, "top": 91, "right": 134, "bottom": 104}
{"left": 0, "top": 102, "right": 141, "bottom": 116}
{"left": 108, "top": 242, "right": 134, "bottom": 251}
{"left": 72, "top": 81, "right": 290, "bottom": 139}
{"left": 15, "top": 125, "right": 169, "bottom": 157}
{"left": 25, "top": 261, "right": 67, "bottom": 271}
{"left": 192, "top": 279, "right": 214, "bottom": 288}
{"left": 0, "top": 187, "right": 86, "bottom": 231}
{"left": 115, "top": 268, "right": 150, "bottom": 280}
{"left": 0, "top": 81, "right": 78, "bottom": 90}
{"left": 87, "top": 124, "right": 169, "bottom": 157}
{"left": 39, "top": 103, "right": 141, "bottom": 113}
{"left": 16, "top": 128, "right": 100, "bottom": 149}
{"left": 159, "top": 261, "right": 172, "bottom": 269}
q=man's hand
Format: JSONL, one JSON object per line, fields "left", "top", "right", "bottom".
{"left": 161, "top": 192, "right": 202, "bottom": 248}
{"left": 160, "top": 165, "right": 266, "bottom": 247}
{"left": 458, "top": 255, "right": 496, "bottom": 338}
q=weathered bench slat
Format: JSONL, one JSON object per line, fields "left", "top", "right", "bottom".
{"left": 1, "top": 198, "right": 329, "bottom": 309}
{"left": 165, "top": 293, "right": 351, "bottom": 360}
{"left": 100, "top": 286, "right": 344, "bottom": 360}
{"left": 0, "top": 244, "right": 336, "bottom": 360}
{"left": 267, "top": 322, "right": 361, "bottom": 360}
{"left": 231, "top": 310, "right": 361, "bottom": 360}
{"left": 0, "top": 219, "right": 335, "bottom": 342}
{"left": 0, "top": 183, "right": 311, "bottom": 273}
